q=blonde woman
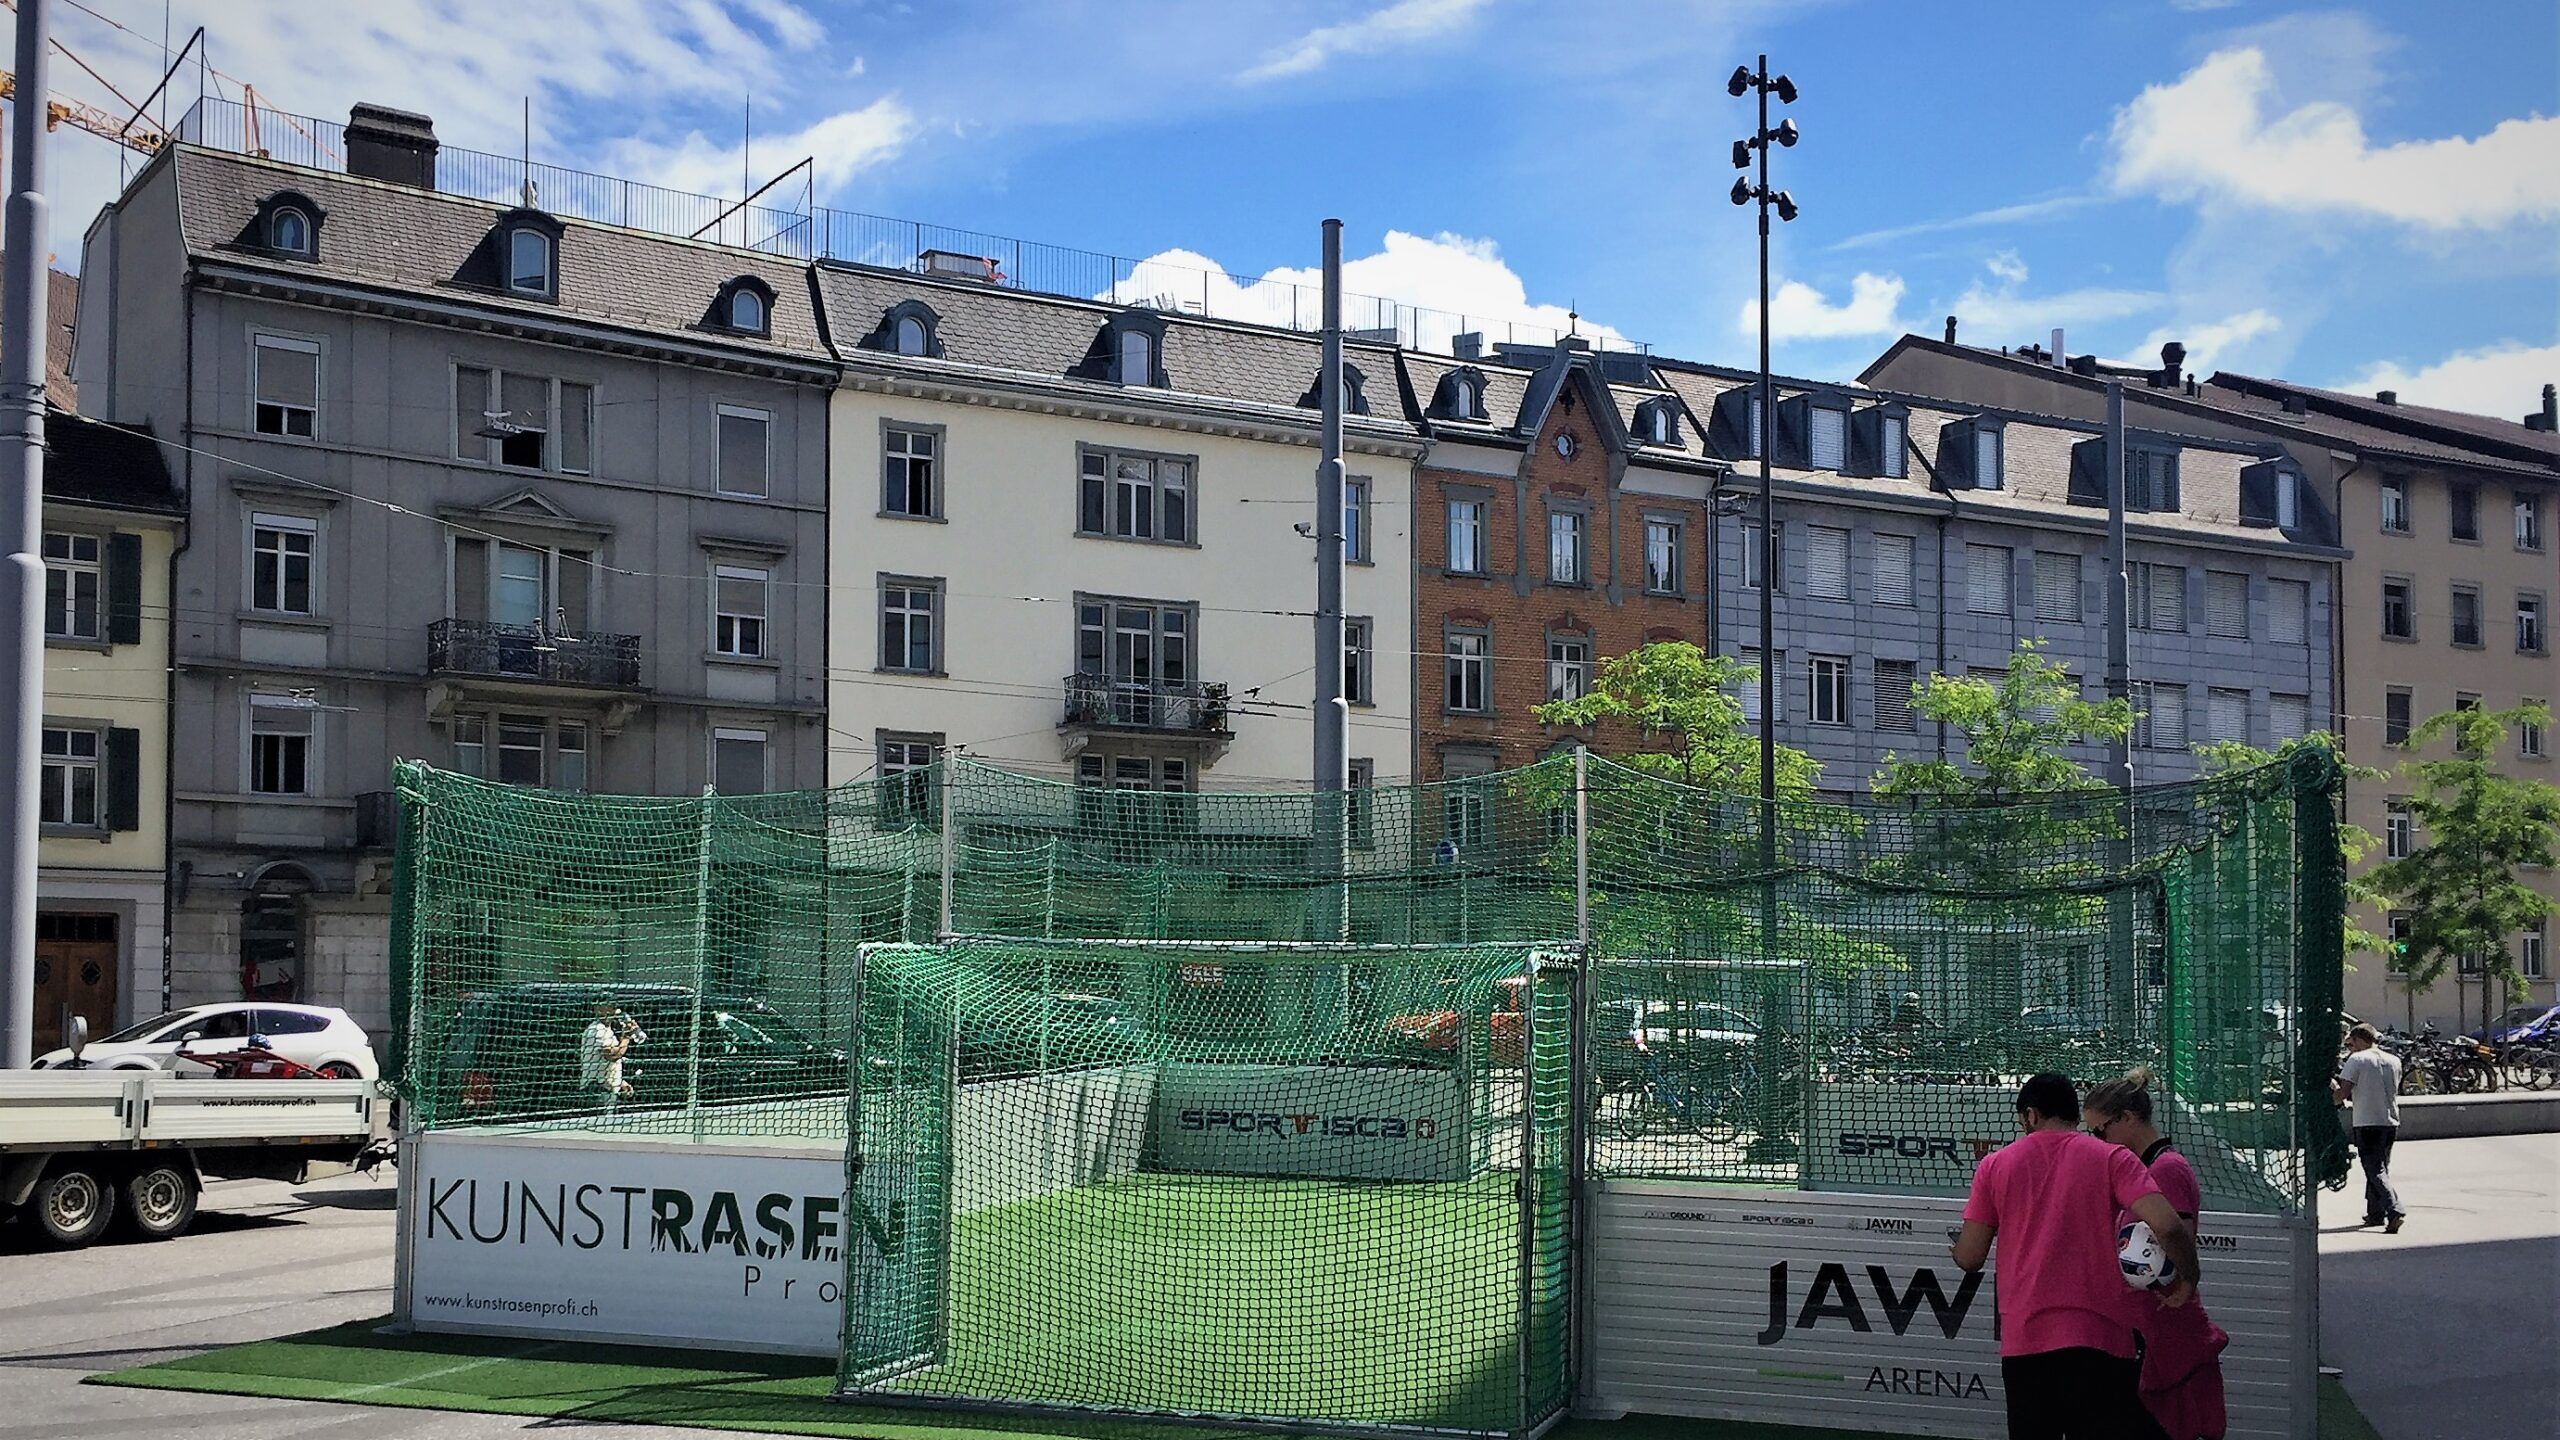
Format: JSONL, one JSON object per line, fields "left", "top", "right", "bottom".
{"left": 2083, "top": 1068, "right": 2229, "bottom": 1440}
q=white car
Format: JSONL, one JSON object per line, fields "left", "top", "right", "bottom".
{"left": 32, "top": 1002, "right": 379, "bottom": 1079}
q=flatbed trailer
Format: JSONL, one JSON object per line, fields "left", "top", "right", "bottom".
{"left": 0, "top": 1070, "right": 384, "bottom": 1248}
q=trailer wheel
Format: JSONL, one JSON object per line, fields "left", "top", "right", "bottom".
{"left": 118, "top": 1163, "right": 199, "bottom": 1240}
{"left": 31, "top": 1166, "right": 117, "bottom": 1248}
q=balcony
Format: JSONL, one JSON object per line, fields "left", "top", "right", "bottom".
{"left": 1063, "top": 674, "right": 1230, "bottom": 735}
{"left": 428, "top": 619, "right": 642, "bottom": 690}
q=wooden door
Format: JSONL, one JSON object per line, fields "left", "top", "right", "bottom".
{"left": 34, "top": 912, "right": 119, "bottom": 1052}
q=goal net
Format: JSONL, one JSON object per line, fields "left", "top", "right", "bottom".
{"left": 836, "top": 937, "right": 1576, "bottom": 1438}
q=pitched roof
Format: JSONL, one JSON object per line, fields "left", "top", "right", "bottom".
{"left": 2206, "top": 372, "right": 2560, "bottom": 472}
{"left": 45, "top": 408, "right": 181, "bottom": 514}
{"left": 167, "top": 147, "right": 829, "bottom": 364}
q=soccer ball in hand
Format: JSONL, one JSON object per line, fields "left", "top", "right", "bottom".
{"left": 2117, "top": 1220, "right": 2179, "bottom": 1290}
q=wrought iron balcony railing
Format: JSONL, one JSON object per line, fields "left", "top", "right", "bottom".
{"left": 1061, "top": 674, "right": 1230, "bottom": 734}
{"left": 428, "top": 619, "right": 642, "bottom": 689}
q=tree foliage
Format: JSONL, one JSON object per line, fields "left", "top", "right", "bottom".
{"left": 2366, "top": 703, "right": 2560, "bottom": 1003}
{"left": 2195, "top": 732, "right": 2389, "bottom": 960}
{"left": 1871, "top": 639, "right": 2134, "bottom": 803}
{"left": 1532, "top": 640, "right": 1820, "bottom": 796}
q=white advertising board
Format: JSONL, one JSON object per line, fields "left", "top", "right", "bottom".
{"left": 403, "top": 1132, "right": 847, "bottom": 1356}
{"left": 1151, "top": 1062, "right": 1470, "bottom": 1181}
{"left": 1803, "top": 1083, "right": 2015, "bottom": 1195}
{"left": 1588, "top": 1182, "right": 2315, "bottom": 1440}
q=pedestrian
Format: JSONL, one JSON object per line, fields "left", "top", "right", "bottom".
{"left": 580, "top": 999, "right": 637, "bottom": 1110}
{"left": 2332, "top": 1023, "right": 2404, "bottom": 1232}
{"left": 1954, "top": 1072, "right": 2201, "bottom": 1440}
{"left": 2084, "top": 1068, "right": 2229, "bottom": 1440}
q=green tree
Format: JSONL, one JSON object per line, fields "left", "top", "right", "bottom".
{"left": 2366, "top": 703, "right": 2560, "bottom": 1032}
{"left": 1871, "top": 639, "right": 2134, "bottom": 803}
{"left": 2194, "top": 733, "right": 2389, "bottom": 961}
{"left": 1532, "top": 640, "right": 1820, "bottom": 796}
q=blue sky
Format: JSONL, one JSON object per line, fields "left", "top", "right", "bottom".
{"left": 45, "top": 0, "right": 2560, "bottom": 416}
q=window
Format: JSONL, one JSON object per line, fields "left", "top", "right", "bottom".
{"left": 1547, "top": 633, "right": 1591, "bottom": 703}
{"left": 1347, "top": 759, "right": 1375, "bottom": 850}
{"left": 2520, "top": 493, "right": 2547, "bottom": 551}
{"left": 1879, "top": 413, "right": 1907, "bottom": 477}
{"left": 1874, "top": 533, "right": 1915, "bottom": 607}
{"left": 2206, "top": 571, "right": 2250, "bottom": 639}
{"left": 716, "top": 405, "right": 771, "bottom": 497}
{"left": 496, "top": 715, "right": 546, "bottom": 787}
{"left": 879, "top": 733, "right": 941, "bottom": 825}
{"left": 42, "top": 532, "right": 101, "bottom": 640}
{"left": 882, "top": 425, "right": 939, "bottom": 518}
{"left": 39, "top": 727, "right": 99, "bottom": 827}
{"left": 713, "top": 565, "right": 768, "bottom": 658}
{"left": 1744, "top": 522, "right": 1782, "bottom": 592}
{"left": 249, "top": 513, "right": 316, "bottom": 615}
{"left": 2381, "top": 577, "right": 2414, "bottom": 639}
{"left": 2385, "top": 688, "right": 2413, "bottom": 746}
{"left": 1965, "top": 543, "right": 2012, "bottom": 616}
{"left": 2208, "top": 687, "right": 2251, "bottom": 744}
{"left": 1445, "top": 628, "right": 1489, "bottom": 713}
{"left": 248, "top": 693, "right": 313, "bottom": 795}
{"left": 2133, "top": 681, "right": 2188, "bottom": 751}
{"left": 2033, "top": 551, "right": 2081, "bottom": 623}
{"left": 1806, "top": 525, "right": 1851, "bottom": 600}
{"left": 1739, "top": 648, "right": 1775, "bottom": 722}
{"left": 1442, "top": 751, "right": 1495, "bottom": 851}
{"left": 270, "top": 206, "right": 312, "bottom": 255}
{"left": 1809, "top": 654, "right": 1850, "bottom": 726}
{"left": 1643, "top": 517, "right": 1683, "bottom": 594}
{"left": 1744, "top": 388, "right": 1764, "bottom": 458}
{"left": 1343, "top": 617, "right": 1373, "bottom": 704}
{"left": 1809, "top": 406, "right": 1847, "bottom": 470}
{"left": 1875, "top": 658, "right": 1918, "bottom": 732}
{"left": 2525, "top": 921, "right": 2549, "bottom": 981}
{"left": 507, "top": 228, "right": 553, "bottom": 295}
{"left": 1344, "top": 476, "right": 1371, "bottom": 563}
{"left": 2456, "top": 691, "right": 2481, "bottom": 712}
{"left": 895, "top": 315, "right": 930, "bottom": 356}
{"left": 1079, "top": 447, "right": 1194, "bottom": 544}
{"left": 879, "top": 578, "right": 941, "bottom": 673}
{"left": 1548, "top": 509, "right": 1586, "bottom": 585}
{"left": 2270, "top": 578, "right": 2310, "bottom": 646}
{"left": 2276, "top": 470, "right": 2301, "bottom": 530}
{"left": 454, "top": 367, "right": 590, "bottom": 473}
{"left": 1075, "top": 600, "right": 1193, "bottom": 720}
{"left": 1647, "top": 403, "right": 1676, "bottom": 444}
{"left": 2128, "top": 448, "right": 2180, "bottom": 512}
{"left": 2385, "top": 799, "right": 2413, "bottom": 860}
{"left": 557, "top": 721, "right": 589, "bottom": 792}
{"left": 2379, "top": 476, "right": 2410, "bottom": 533}
{"left": 712, "top": 727, "right": 767, "bottom": 794}
{"left": 2451, "top": 483, "right": 2480, "bottom": 542}
{"left": 1448, "top": 374, "right": 1480, "bottom": 420}
{"left": 2519, "top": 593, "right": 2547, "bottom": 654}
{"left": 1447, "top": 497, "right": 1486, "bottom": 574}
{"left": 2131, "top": 562, "right": 2185, "bottom": 632}
{"left": 730, "top": 289, "right": 764, "bottom": 333}
{"left": 2523, "top": 704, "right": 2547, "bottom": 760}
{"left": 451, "top": 714, "right": 486, "bottom": 775}
{"left": 2270, "top": 693, "right": 2309, "bottom": 743}
{"left": 251, "top": 334, "right": 318, "bottom": 438}
{"left": 1117, "top": 328, "right": 1154, "bottom": 385}
{"left": 1973, "top": 426, "right": 2004, "bottom": 490}
{"left": 2451, "top": 585, "right": 2482, "bottom": 647}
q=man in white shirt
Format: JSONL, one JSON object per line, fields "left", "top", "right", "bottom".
{"left": 2332, "top": 1024, "right": 2404, "bottom": 1232}
{"left": 580, "top": 999, "right": 636, "bottom": 1109}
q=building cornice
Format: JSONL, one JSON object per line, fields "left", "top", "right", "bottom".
{"left": 833, "top": 364, "right": 1427, "bottom": 460}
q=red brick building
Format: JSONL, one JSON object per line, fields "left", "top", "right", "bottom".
{"left": 1405, "top": 340, "right": 1730, "bottom": 797}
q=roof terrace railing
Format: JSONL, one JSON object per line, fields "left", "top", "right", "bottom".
{"left": 172, "top": 96, "right": 1647, "bottom": 359}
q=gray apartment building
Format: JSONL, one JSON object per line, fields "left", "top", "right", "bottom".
{"left": 1641, "top": 358, "right": 2343, "bottom": 794}
{"left": 69, "top": 105, "right": 833, "bottom": 1030}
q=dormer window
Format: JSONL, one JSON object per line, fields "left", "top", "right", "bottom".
{"left": 709, "top": 275, "right": 776, "bottom": 337}
{"left": 1635, "top": 398, "right": 1680, "bottom": 445}
{"left": 1809, "top": 404, "right": 1847, "bottom": 469}
{"left": 1099, "top": 312, "right": 1168, "bottom": 387}
{"left": 730, "top": 289, "right": 764, "bottom": 332}
{"left": 1847, "top": 401, "right": 1909, "bottom": 478}
{"left": 1974, "top": 427, "right": 2002, "bottom": 489}
{"left": 1879, "top": 412, "right": 1906, "bottom": 477}
{"left": 1437, "top": 367, "right": 1487, "bottom": 422}
{"left": 1298, "top": 364, "right": 1371, "bottom": 415}
{"left": 1942, "top": 416, "right": 2006, "bottom": 491}
{"left": 869, "top": 300, "right": 944, "bottom": 359}
{"left": 895, "top": 316, "right": 928, "bottom": 354}
{"left": 508, "top": 228, "right": 554, "bottom": 296}
{"left": 1118, "top": 329, "right": 1155, "bottom": 385}
{"left": 271, "top": 207, "right": 312, "bottom": 257}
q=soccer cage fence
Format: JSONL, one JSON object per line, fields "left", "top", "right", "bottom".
{"left": 387, "top": 745, "right": 2352, "bottom": 1438}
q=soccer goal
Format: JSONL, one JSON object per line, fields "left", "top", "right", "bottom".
{"left": 836, "top": 937, "right": 1579, "bottom": 1439}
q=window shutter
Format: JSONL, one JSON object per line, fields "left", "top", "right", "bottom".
{"left": 1807, "top": 526, "right": 1851, "bottom": 599}
{"left": 106, "top": 727, "right": 141, "bottom": 831}
{"left": 2068, "top": 438, "right": 2107, "bottom": 507}
{"left": 1875, "top": 659, "right": 1917, "bottom": 732}
{"left": 2146, "top": 564, "right": 2186, "bottom": 631}
{"left": 1873, "top": 533, "right": 1915, "bottom": 606}
{"left": 1966, "top": 544, "right": 2011, "bottom": 616}
{"left": 2270, "top": 694, "right": 2310, "bottom": 742}
{"left": 2270, "top": 579, "right": 2308, "bottom": 645}
{"left": 2155, "top": 685, "right": 2189, "bottom": 749}
{"left": 2034, "top": 551, "right": 2081, "bottom": 622}
{"left": 2209, "top": 688, "right": 2250, "bottom": 744}
{"left": 2207, "top": 572, "right": 2249, "bottom": 638}
{"left": 1809, "top": 407, "right": 1847, "bottom": 470}
{"left": 451, "top": 538, "right": 488, "bottom": 623}
{"left": 106, "top": 531, "right": 144, "bottom": 645}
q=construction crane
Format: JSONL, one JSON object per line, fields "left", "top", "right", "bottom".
{"left": 0, "top": 69, "right": 166, "bottom": 154}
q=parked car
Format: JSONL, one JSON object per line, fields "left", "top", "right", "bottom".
{"left": 440, "top": 982, "right": 842, "bottom": 1121}
{"left": 957, "top": 991, "right": 1147, "bottom": 1081}
{"left": 2474, "top": 1004, "right": 2560, "bottom": 1045}
{"left": 31, "top": 1002, "right": 378, "bottom": 1079}
{"left": 1592, "top": 999, "right": 1760, "bottom": 1090}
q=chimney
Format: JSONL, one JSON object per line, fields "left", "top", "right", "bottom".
{"left": 2525, "top": 383, "right": 2557, "bottom": 432}
{"left": 2050, "top": 328, "right": 2066, "bottom": 368}
{"left": 1450, "top": 331, "right": 1482, "bottom": 361}
{"left": 2283, "top": 395, "right": 2308, "bottom": 415}
{"left": 2157, "top": 341, "right": 2186, "bottom": 389}
{"left": 1944, "top": 315, "right": 1958, "bottom": 344}
{"left": 345, "top": 103, "right": 439, "bottom": 189}
{"left": 2375, "top": 390, "right": 2398, "bottom": 406}
{"left": 2067, "top": 354, "right": 2100, "bottom": 377}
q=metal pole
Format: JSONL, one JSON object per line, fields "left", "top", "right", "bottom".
{"left": 1573, "top": 748, "right": 1590, "bottom": 948}
{"left": 937, "top": 756, "right": 956, "bottom": 939}
{"left": 1748, "top": 54, "right": 1794, "bottom": 1164}
{"left": 1315, "top": 220, "right": 1347, "bottom": 939}
{"left": 2105, "top": 380, "right": 2134, "bottom": 1022}
{"left": 0, "top": 0, "right": 54, "bottom": 1069}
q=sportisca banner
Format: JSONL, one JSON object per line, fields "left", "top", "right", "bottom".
{"left": 404, "top": 1132, "right": 847, "bottom": 1355}
{"left": 1151, "top": 1063, "right": 1471, "bottom": 1181}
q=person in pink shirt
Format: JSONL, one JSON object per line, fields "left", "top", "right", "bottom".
{"left": 1954, "top": 1072, "right": 2201, "bottom": 1440}
{"left": 2084, "top": 1068, "right": 2230, "bottom": 1440}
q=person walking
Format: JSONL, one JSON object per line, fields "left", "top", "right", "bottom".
{"left": 2084, "top": 1068, "right": 2229, "bottom": 1440}
{"left": 1954, "top": 1072, "right": 2202, "bottom": 1440}
{"left": 2333, "top": 1024, "right": 2404, "bottom": 1232}
{"left": 580, "top": 998, "right": 638, "bottom": 1111}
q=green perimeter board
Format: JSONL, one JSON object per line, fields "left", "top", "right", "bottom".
{"left": 86, "top": 1320, "right": 2388, "bottom": 1440}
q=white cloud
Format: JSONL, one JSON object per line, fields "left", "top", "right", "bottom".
{"left": 1740, "top": 273, "right": 1906, "bottom": 341}
{"left": 2110, "top": 311, "right": 2282, "bottom": 376}
{"left": 1239, "top": 0, "right": 1491, "bottom": 83}
{"left": 1830, "top": 193, "right": 2100, "bottom": 252}
{"left": 2167, "top": 0, "right": 2240, "bottom": 11}
{"left": 2338, "top": 341, "right": 2560, "bottom": 421}
{"left": 1983, "top": 250, "right": 2029, "bottom": 287}
{"left": 2107, "top": 47, "right": 2560, "bottom": 228}
{"left": 604, "top": 98, "right": 915, "bottom": 212}
{"left": 1104, "top": 231, "right": 1624, "bottom": 353}
{"left": 1941, "top": 250, "right": 2164, "bottom": 341}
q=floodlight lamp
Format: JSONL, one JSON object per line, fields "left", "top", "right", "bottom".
{"left": 1771, "top": 74, "right": 1798, "bottom": 104}
{"left": 1732, "top": 138, "right": 1753, "bottom": 169}
{"left": 1772, "top": 118, "right": 1798, "bottom": 148}
{"left": 1730, "top": 177, "right": 1754, "bottom": 207}
{"left": 1772, "top": 190, "right": 1800, "bottom": 222}
{"left": 1727, "top": 65, "right": 1754, "bottom": 97}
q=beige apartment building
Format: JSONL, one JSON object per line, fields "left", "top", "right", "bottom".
{"left": 1865, "top": 337, "right": 2559, "bottom": 1031}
